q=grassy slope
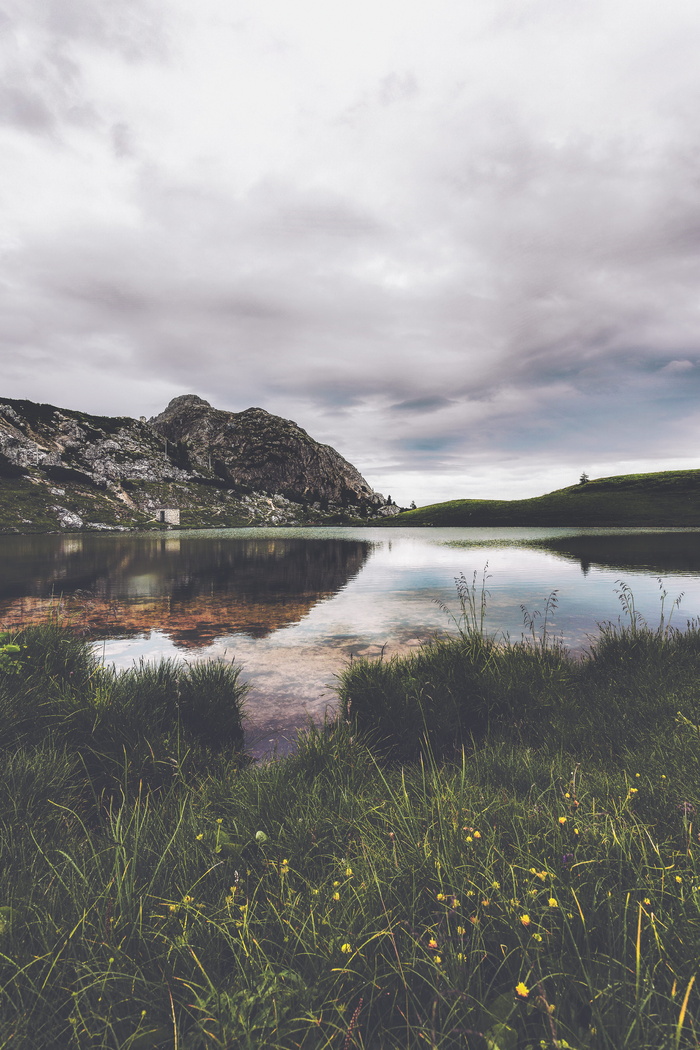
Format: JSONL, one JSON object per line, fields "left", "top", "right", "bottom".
{"left": 391, "top": 469, "right": 700, "bottom": 527}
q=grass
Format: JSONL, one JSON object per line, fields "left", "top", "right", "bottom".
{"left": 2, "top": 589, "right": 700, "bottom": 1047}
{"left": 389, "top": 469, "right": 700, "bottom": 526}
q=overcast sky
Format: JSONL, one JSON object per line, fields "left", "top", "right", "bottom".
{"left": 3, "top": 0, "right": 700, "bottom": 505}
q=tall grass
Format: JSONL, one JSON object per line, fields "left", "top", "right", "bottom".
{"left": 2, "top": 592, "right": 700, "bottom": 1047}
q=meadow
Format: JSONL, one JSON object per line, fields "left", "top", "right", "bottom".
{"left": 1, "top": 581, "right": 700, "bottom": 1048}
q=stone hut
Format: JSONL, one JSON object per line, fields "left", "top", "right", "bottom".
{"left": 155, "top": 507, "right": 180, "bottom": 525}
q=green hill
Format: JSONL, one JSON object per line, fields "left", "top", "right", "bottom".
{"left": 391, "top": 469, "right": 700, "bottom": 526}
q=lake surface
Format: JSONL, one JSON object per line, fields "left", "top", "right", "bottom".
{"left": 2, "top": 526, "right": 700, "bottom": 756}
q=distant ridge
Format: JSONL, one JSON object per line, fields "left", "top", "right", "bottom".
{"left": 389, "top": 470, "right": 700, "bottom": 527}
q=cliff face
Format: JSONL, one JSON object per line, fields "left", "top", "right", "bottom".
{"left": 0, "top": 395, "right": 390, "bottom": 532}
{"left": 149, "top": 395, "right": 384, "bottom": 509}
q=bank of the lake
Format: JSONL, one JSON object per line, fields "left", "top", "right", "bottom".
{"left": 2, "top": 615, "right": 700, "bottom": 1048}
{"left": 390, "top": 469, "right": 700, "bottom": 527}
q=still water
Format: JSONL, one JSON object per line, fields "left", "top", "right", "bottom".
{"left": 2, "top": 526, "right": 700, "bottom": 755}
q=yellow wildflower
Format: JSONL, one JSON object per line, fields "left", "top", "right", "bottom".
{"left": 473, "top": 831, "right": 481, "bottom": 839}
{"left": 676, "top": 875, "right": 683, "bottom": 884}
{"left": 515, "top": 982, "right": 529, "bottom": 998}
{"left": 333, "top": 892, "right": 340, "bottom": 901}
{"left": 520, "top": 914, "right": 531, "bottom": 926}
{"left": 558, "top": 817, "right": 567, "bottom": 825}
{"left": 428, "top": 938, "right": 438, "bottom": 949}
{"left": 345, "top": 867, "right": 353, "bottom": 877}
{"left": 436, "top": 893, "right": 446, "bottom": 901}
{"left": 456, "top": 926, "right": 466, "bottom": 935}
{"left": 340, "top": 943, "right": 352, "bottom": 954}
{"left": 434, "top": 955, "right": 442, "bottom": 965}
{"left": 548, "top": 898, "right": 558, "bottom": 908}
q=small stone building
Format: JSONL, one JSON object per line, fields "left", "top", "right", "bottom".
{"left": 155, "top": 507, "right": 180, "bottom": 525}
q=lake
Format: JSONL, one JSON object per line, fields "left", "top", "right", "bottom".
{"left": 2, "top": 526, "right": 700, "bottom": 756}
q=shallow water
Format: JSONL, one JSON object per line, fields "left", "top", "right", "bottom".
{"left": 2, "top": 526, "right": 700, "bottom": 756}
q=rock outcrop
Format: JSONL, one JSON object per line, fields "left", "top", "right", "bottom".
{"left": 149, "top": 395, "right": 384, "bottom": 510}
{"left": 0, "top": 395, "right": 390, "bottom": 532}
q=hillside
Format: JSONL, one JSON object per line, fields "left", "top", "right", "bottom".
{"left": 0, "top": 395, "right": 393, "bottom": 532}
{"left": 390, "top": 469, "right": 700, "bottom": 526}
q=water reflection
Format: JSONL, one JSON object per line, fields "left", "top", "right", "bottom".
{"left": 523, "top": 532, "right": 700, "bottom": 576}
{"left": 0, "top": 532, "right": 371, "bottom": 646}
{"left": 3, "top": 526, "right": 700, "bottom": 757}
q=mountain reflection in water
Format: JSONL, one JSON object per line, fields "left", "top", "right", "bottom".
{"left": 0, "top": 533, "right": 371, "bottom": 646}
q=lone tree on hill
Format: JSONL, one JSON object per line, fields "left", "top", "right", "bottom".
{"left": 579, "top": 472, "right": 590, "bottom": 485}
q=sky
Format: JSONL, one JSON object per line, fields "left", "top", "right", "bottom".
{"left": 3, "top": 0, "right": 700, "bottom": 506}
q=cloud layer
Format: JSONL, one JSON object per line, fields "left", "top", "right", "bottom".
{"left": 3, "top": 0, "right": 700, "bottom": 503}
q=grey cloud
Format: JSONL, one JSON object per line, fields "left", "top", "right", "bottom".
{"left": 391, "top": 397, "right": 456, "bottom": 413}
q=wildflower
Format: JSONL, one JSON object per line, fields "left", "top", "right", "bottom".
{"left": 635, "top": 773, "right": 640, "bottom": 778}
{"left": 428, "top": 938, "right": 438, "bottom": 949}
{"left": 558, "top": 817, "right": 567, "bottom": 825}
{"left": 629, "top": 787, "right": 638, "bottom": 794}
{"left": 530, "top": 867, "right": 537, "bottom": 875}
{"left": 515, "top": 982, "right": 530, "bottom": 998}
{"left": 345, "top": 867, "right": 353, "bottom": 877}
{"left": 465, "top": 836, "right": 473, "bottom": 843}
{"left": 565, "top": 792, "right": 570, "bottom": 798}
{"left": 548, "top": 898, "right": 558, "bottom": 908}
{"left": 457, "top": 952, "right": 465, "bottom": 962}
{"left": 473, "top": 831, "right": 482, "bottom": 839}
{"left": 452, "top": 898, "right": 461, "bottom": 908}
{"left": 481, "top": 899, "right": 490, "bottom": 907}
{"left": 183, "top": 896, "right": 193, "bottom": 904}
{"left": 456, "top": 926, "right": 466, "bottom": 935}
{"left": 280, "top": 859, "right": 290, "bottom": 875}
{"left": 436, "top": 893, "right": 446, "bottom": 901}
{"left": 434, "top": 955, "right": 442, "bottom": 965}
{"left": 643, "top": 898, "right": 651, "bottom": 905}
{"left": 573, "top": 828, "right": 580, "bottom": 836}
{"left": 676, "top": 875, "right": 683, "bottom": 884}
{"left": 195, "top": 833, "right": 204, "bottom": 841}
{"left": 333, "top": 892, "right": 340, "bottom": 901}
{"left": 333, "top": 880, "right": 340, "bottom": 887}
{"left": 491, "top": 881, "right": 501, "bottom": 890}
{"left": 216, "top": 818, "right": 223, "bottom": 824}
{"left": 340, "top": 943, "right": 352, "bottom": 954}
{"left": 520, "top": 914, "right": 531, "bottom": 926}
{"left": 533, "top": 933, "right": 543, "bottom": 942}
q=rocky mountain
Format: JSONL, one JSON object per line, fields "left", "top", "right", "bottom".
{"left": 0, "top": 395, "right": 395, "bottom": 532}
{"left": 149, "top": 395, "right": 383, "bottom": 509}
